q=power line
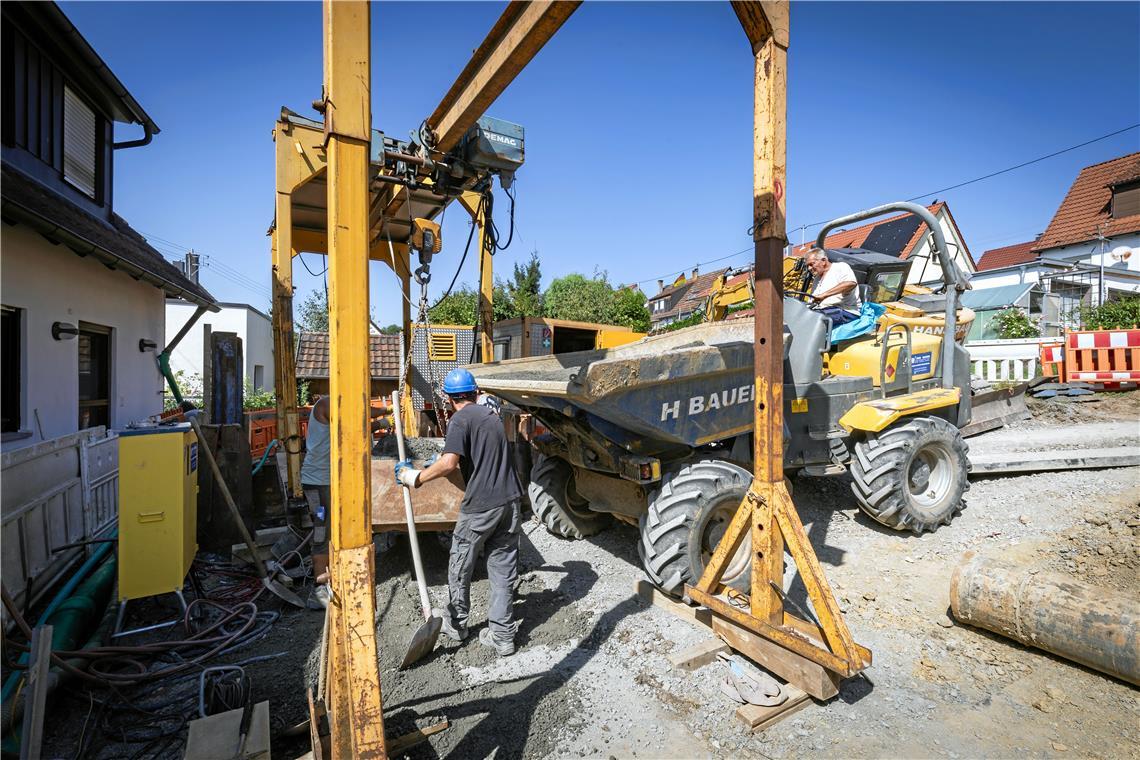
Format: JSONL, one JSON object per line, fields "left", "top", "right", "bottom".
{"left": 796, "top": 123, "right": 1140, "bottom": 232}
{"left": 637, "top": 124, "right": 1140, "bottom": 288}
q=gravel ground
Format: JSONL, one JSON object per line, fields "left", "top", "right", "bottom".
{"left": 38, "top": 393, "right": 1140, "bottom": 759}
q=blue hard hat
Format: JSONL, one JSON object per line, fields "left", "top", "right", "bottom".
{"left": 442, "top": 368, "right": 478, "bottom": 395}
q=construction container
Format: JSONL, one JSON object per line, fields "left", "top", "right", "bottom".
{"left": 116, "top": 424, "right": 198, "bottom": 602}
{"left": 491, "top": 317, "right": 643, "bottom": 360}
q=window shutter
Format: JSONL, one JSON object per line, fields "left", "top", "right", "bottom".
{"left": 63, "top": 86, "right": 96, "bottom": 198}
{"left": 1112, "top": 184, "right": 1140, "bottom": 219}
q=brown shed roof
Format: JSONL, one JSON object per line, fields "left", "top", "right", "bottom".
{"left": 976, "top": 240, "right": 1038, "bottom": 272}
{"left": 295, "top": 331, "right": 400, "bottom": 379}
{"left": 1031, "top": 152, "right": 1140, "bottom": 253}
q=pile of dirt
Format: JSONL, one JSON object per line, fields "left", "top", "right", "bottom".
{"left": 1026, "top": 387, "right": 1140, "bottom": 425}
{"left": 373, "top": 435, "right": 445, "bottom": 460}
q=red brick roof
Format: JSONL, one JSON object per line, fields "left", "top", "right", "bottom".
{"left": 295, "top": 331, "right": 400, "bottom": 379}
{"left": 791, "top": 202, "right": 951, "bottom": 261}
{"left": 1032, "top": 152, "right": 1140, "bottom": 253}
{"left": 650, "top": 268, "right": 729, "bottom": 321}
{"left": 975, "top": 240, "right": 1038, "bottom": 271}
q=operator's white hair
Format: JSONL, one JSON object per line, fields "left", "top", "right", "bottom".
{"left": 804, "top": 248, "right": 829, "bottom": 262}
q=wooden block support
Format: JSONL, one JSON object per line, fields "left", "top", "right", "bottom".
{"left": 712, "top": 616, "right": 839, "bottom": 701}
{"left": 636, "top": 580, "right": 839, "bottom": 701}
{"left": 668, "top": 639, "right": 731, "bottom": 672}
{"left": 736, "top": 683, "right": 811, "bottom": 732}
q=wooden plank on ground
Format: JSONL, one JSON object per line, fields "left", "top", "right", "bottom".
{"left": 712, "top": 616, "right": 839, "bottom": 700}
{"left": 19, "top": 624, "right": 53, "bottom": 760}
{"left": 668, "top": 639, "right": 731, "bottom": 672}
{"left": 969, "top": 447, "right": 1140, "bottom": 474}
{"left": 736, "top": 682, "right": 812, "bottom": 731}
{"left": 636, "top": 580, "right": 838, "bottom": 700}
{"left": 387, "top": 720, "right": 450, "bottom": 757}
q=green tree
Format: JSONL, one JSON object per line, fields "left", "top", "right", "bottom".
{"left": 611, "top": 285, "right": 650, "bottom": 332}
{"left": 543, "top": 273, "right": 616, "bottom": 324}
{"left": 378, "top": 323, "right": 402, "bottom": 335}
{"left": 296, "top": 290, "right": 328, "bottom": 332}
{"left": 428, "top": 284, "right": 513, "bottom": 326}
{"left": 505, "top": 251, "right": 543, "bottom": 318}
{"left": 993, "top": 307, "right": 1041, "bottom": 339}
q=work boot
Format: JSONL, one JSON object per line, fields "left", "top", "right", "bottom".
{"left": 478, "top": 627, "right": 515, "bottom": 657}
{"left": 433, "top": 608, "right": 468, "bottom": 642}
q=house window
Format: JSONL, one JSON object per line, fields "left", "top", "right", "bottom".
{"left": 1112, "top": 182, "right": 1140, "bottom": 219}
{"left": 78, "top": 322, "right": 111, "bottom": 430}
{"left": 63, "top": 86, "right": 97, "bottom": 198}
{"left": 2, "top": 306, "right": 22, "bottom": 434}
{"left": 253, "top": 364, "right": 265, "bottom": 391}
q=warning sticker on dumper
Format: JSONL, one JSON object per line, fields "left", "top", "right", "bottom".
{"left": 911, "top": 352, "right": 932, "bottom": 375}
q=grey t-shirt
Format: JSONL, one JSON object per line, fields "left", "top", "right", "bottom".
{"left": 443, "top": 403, "right": 522, "bottom": 513}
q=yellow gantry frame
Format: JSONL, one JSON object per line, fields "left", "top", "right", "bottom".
{"left": 273, "top": 1, "right": 868, "bottom": 754}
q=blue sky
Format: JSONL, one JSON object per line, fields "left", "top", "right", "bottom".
{"left": 61, "top": 1, "right": 1140, "bottom": 325}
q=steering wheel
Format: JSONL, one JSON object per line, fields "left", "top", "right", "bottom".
{"left": 785, "top": 288, "right": 815, "bottom": 303}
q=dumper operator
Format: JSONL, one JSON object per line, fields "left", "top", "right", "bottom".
{"left": 805, "top": 248, "right": 862, "bottom": 325}
{"left": 395, "top": 368, "right": 523, "bottom": 657}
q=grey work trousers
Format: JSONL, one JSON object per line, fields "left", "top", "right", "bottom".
{"left": 448, "top": 500, "right": 521, "bottom": 642}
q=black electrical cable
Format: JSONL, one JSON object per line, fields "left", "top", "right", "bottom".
{"left": 489, "top": 183, "right": 516, "bottom": 252}
{"left": 429, "top": 192, "right": 483, "bottom": 309}
{"left": 299, "top": 252, "right": 327, "bottom": 277}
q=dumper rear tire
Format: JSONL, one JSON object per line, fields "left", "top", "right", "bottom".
{"left": 639, "top": 459, "right": 752, "bottom": 598}
{"left": 529, "top": 456, "right": 610, "bottom": 540}
{"left": 850, "top": 416, "right": 970, "bottom": 534}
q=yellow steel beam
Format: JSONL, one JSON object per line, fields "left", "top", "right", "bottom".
{"left": 427, "top": 1, "right": 581, "bottom": 152}
{"left": 272, "top": 121, "right": 304, "bottom": 498}
{"left": 322, "top": 1, "right": 386, "bottom": 757}
{"left": 459, "top": 191, "right": 494, "bottom": 360}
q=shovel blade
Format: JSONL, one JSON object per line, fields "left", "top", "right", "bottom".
{"left": 262, "top": 577, "right": 307, "bottom": 608}
{"left": 400, "top": 615, "right": 443, "bottom": 669}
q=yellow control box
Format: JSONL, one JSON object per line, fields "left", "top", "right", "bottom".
{"left": 117, "top": 424, "right": 198, "bottom": 602}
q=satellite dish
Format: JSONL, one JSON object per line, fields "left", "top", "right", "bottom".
{"left": 1111, "top": 246, "right": 1133, "bottom": 261}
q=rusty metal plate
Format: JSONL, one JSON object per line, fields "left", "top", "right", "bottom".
{"left": 371, "top": 457, "right": 464, "bottom": 532}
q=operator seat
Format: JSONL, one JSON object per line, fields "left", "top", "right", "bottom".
{"left": 782, "top": 297, "right": 830, "bottom": 384}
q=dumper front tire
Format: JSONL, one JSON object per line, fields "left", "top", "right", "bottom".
{"left": 529, "top": 456, "right": 610, "bottom": 540}
{"left": 850, "top": 416, "right": 970, "bottom": 534}
{"left": 639, "top": 459, "right": 752, "bottom": 598}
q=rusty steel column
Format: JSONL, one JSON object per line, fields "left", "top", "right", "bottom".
{"left": 951, "top": 551, "right": 1140, "bottom": 686}
{"left": 322, "top": 0, "right": 386, "bottom": 756}
{"left": 746, "top": 6, "right": 789, "bottom": 625}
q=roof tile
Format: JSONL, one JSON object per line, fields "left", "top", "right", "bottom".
{"left": 976, "top": 240, "right": 1038, "bottom": 271}
{"left": 296, "top": 331, "right": 401, "bottom": 379}
{"left": 1032, "top": 152, "right": 1140, "bottom": 252}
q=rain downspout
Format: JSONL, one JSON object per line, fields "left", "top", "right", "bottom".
{"left": 159, "top": 304, "right": 208, "bottom": 404}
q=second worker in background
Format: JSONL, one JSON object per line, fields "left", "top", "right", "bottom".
{"left": 395, "top": 368, "right": 522, "bottom": 656}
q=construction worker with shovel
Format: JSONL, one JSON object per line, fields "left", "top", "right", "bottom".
{"left": 395, "top": 368, "right": 522, "bottom": 656}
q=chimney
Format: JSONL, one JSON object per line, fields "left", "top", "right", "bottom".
{"left": 691, "top": 267, "right": 699, "bottom": 279}
{"left": 184, "top": 251, "right": 200, "bottom": 284}
{"left": 657, "top": 279, "right": 664, "bottom": 291}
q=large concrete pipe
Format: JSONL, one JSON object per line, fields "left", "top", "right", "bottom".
{"left": 950, "top": 551, "right": 1140, "bottom": 686}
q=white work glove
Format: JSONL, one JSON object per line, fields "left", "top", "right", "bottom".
{"left": 395, "top": 460, "right": 421, "bottom": 489}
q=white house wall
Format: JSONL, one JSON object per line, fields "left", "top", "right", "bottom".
{"left": 165, "top": 302, "right": 275, "bottom": 391}
{"left": 969, "top": 266, "right": 1046, "bottom": 290}
{"left": 1, "top": 224, "right": 166, "bottom": 447}
{"left": 1038, "top": 233, "right": 1140, "bottom": 272}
